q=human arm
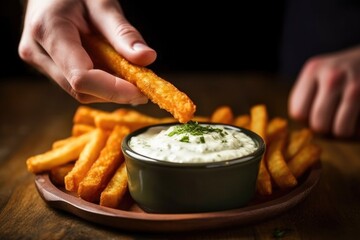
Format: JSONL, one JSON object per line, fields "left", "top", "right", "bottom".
{"left": 18, "top": 0, "right": 157, "bottom": 105}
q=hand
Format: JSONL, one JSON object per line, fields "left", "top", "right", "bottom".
{"left": 288, "top": 46, "right": 360, "bottom": 138}
{"left": 18, "top": 0, "right": 157, "bottom": 105}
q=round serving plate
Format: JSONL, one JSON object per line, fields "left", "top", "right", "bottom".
{"left": 34, "top": 162, "right": 321, "bottom": 232}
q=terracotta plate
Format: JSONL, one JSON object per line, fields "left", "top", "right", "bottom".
{"left": 34, "top": 162, "right": 321, "bottom": 232}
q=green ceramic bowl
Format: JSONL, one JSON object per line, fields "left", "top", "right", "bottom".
{"left": 121, "top": 123, "right": 265, "bottom": 213}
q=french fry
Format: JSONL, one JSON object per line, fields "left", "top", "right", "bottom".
{"left": 72, "top": 124, "right": 95, "bottom": 136}
{"left": 65, "top": 128, "right": 108, "bottom": 192}
{"left": 112, "top": 108, "right": 130, "bottom": 117}
{"left": 26, "top": 131, "right": 94, "bottom": 174}
{"left": 94, "top": 110, "right": 160, "bottom": 132}
{"left": 288, "top": 143, "right": 322, "bottom": 178}
{"left": 266, "top": 132, "right": 297, "bottom": 189}
{"left": 26, "top": 103, "right": 324, "bottom": 210}
{"left": 100, "top": 162, "right": 128, "bottom": 208}
{"left": 73, "top": 105, "right": 109, "bottom": 126}
{"left": 78, "top": 125, "right": 129, "bottom": 203}
{"left": 267, "top": 117, "right": 288, "bottom": 143}
{"left": 50, "top": 163, "right": 74, "bottom": 186}
{"left": 286, "top": 128, "right": 313, "bottom": 160}
{"left": 160, "top": 117, "right": 178, "bottom": 123}
{"left": 250, "top": 104, "right": 272, "bottom": 195}
{"left": 233, "top": 114, "right": 250, "bottom": 129}
{"left": 52, "top": 136, "right": 77, "bottom": 149}
{"left": 210, "top": 105, "right": 234, "bottom": 124}
{"left": 191, "top": 116, "right": 210, "bottom": 123}
{"left": 82, "top": 34, "right": 196, "bottom": 123}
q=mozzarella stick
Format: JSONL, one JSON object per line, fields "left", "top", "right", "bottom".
{"left": 82, "top": 34, "right": 196, "bottom": 123}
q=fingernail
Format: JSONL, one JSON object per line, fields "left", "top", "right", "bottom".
{"left": 129, "top": 96, "right": 148, "bottom": 105}
{"left": 132, "top": 42, "right": 153, "bottom": 52}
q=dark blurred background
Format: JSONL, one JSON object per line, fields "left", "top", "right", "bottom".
{"left": 0, "top": 1, "right": 286, "bottom": 79}
{"left": 0, "top": 1, "right": 28, "bottom": 78}
{"left": 2, "top": 0, "right": 360, "bottom": 80}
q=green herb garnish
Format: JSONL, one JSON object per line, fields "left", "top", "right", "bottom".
{"left": 168, "top": 121, "right": 226, "bottom": 144}
{"left": 180, "top": 135, "right": 190, "bottom": 143}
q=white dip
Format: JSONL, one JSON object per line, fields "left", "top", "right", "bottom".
{"left": 129, "top": 123, "right": 258, "bottom": 163}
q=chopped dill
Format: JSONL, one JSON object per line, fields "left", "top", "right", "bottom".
{"left": 180, "top": 135, "right": 190, "bottom": 143}
{"left": 168, "top": 121, "right": 226, "bottom": 144}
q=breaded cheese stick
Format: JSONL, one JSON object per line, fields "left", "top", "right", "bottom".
{"left": 82, "top": 34, "right": 196, "bottom": 123}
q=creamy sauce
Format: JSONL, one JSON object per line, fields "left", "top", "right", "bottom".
{"left": 129, "top": 123, "right": 258, "bottom": 163}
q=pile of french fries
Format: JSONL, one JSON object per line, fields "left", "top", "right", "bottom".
{"left": 26, "top": 104, "right": 321, "bottom": 209}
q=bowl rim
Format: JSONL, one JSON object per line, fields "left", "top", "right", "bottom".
{"left": 121, "top": 122, "right": 265, "bottom": 169}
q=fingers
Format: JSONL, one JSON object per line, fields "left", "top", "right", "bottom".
{"left": 333, "top": 80, "right": 360, "bottom": 137}
{"left": 19, "top": 0, "right": 149, "bottom": 104}
{"left": 309, "top": 68, "right": 344, "bottom": 134}
{"left": 86, "top": 0, "right": 157, "bottom": 66}
{"left": 290, "top": 56, "right": 360, "bottom": 138}
{"left": 39, "top": 22, "right": 148, "bottom": 104}
{"left": 288, "top": 59, "right": 318, "bottom": 122}
{"left": 68, "top": 69, "right": 148, "bottom": 105}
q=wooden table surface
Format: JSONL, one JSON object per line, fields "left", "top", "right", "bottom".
{"left": 1, "top": 72, "right": 360, "bottom": 239}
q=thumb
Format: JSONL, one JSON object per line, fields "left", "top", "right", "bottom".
{"left": 86, "top": 0, "right": 157, "bottom": 66}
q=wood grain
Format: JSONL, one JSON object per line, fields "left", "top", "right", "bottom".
{"left": 1, "top": 74, "right": 360, "bottom": 239}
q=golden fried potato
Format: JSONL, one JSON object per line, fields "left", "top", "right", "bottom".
{"left": 100, "top": 162, "right": 128, "bottom": 208}
{"left": 94, "top": 110, "right": 161, "bottom": 132}
{"left": 72, "top": 124, "right": 95, "bottom": 136}
{"left": 288, "top": 143, "right": 322, "bottom": 178}
{"left": 50, "top": 163, "right": 74, "bottom": 187}
{"left": 233, "top": 114, "right": 250, "bottom": 129}
{"left": 266, "top": 132, "right": 297, "bottom": 189}
{"left": 73, "top": 105, "right": 109, "bottom": 126}
{"left": 26, "top": 131, "right": 94, "bottom": 174}
{"left": 210, "top": 105, "right": 234, "bottom": 124}
{"left": 250, "top": 104, "right": 272, "bottom": 195}
{"left": 78, "top": 125, "right": 129, "bottom": 203}
{"left": 286, "top": 128, "right": 313, "bottom": 160}
{"left": 65, "top": 128, "right": 108, "bottom": 192}
{"left": 267, "top": 117, "right": 288, "bottom": 143}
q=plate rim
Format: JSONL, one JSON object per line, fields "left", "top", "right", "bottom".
{"left": 34, "top": 162, "right": 322, "bottom": 232}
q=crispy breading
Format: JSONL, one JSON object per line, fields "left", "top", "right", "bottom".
{"left": 82, "top": 34, "right": 196, "bottom": 123}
